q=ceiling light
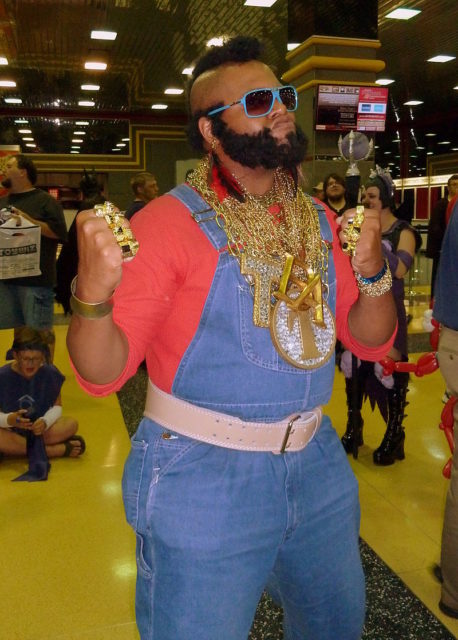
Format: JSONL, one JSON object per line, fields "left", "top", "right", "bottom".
{"left": 416, "top": 146, "right": 425, "bottom": 149}
{"left": 25, "top": 143, "right": 36, "bottom": 148}
{"left": 71, "top": 146, "right": 80, "bottom": 149}
{"left": 84, "top": 61, "right": 107, "bottom": 71}
{"left": 15, "top": 119, "right": 28, "bottom": 124}
{"left": 18, "top": 129, "right": 32, "bottom": 133}
{"left": 116, "top": 143, "right": 126, "bottom": 147}
{"left": 0, "top": 57, "right": 8, "bottom": 65}
{"left": 287, "top": 43, "right": 300, "bottom": 51}
{"left": 438, "top": 141, "right": 451, "bottom": 145}
{"left": 392, "top": 139, "right": 400, "bottom": 143}
{"left": 244, "top": 0, "right": 278, "bottom": 6}
{"left": 425, "top": 132, "right": 436, "bottom": 137}
{"left": 81, "top": 84, "right": 100, "bottom": 91}
{"left": 427, "top": 152, "right": 433, "bottom": 155}
{"left": 164, "top": 88, "right": 184, "bottom": 95}
{"left": 206, "top": 37, "right": 224, "bottom": 48}
{"left": 22, "top": 137, "right": 34, "bottom": 141}
{"left": 78, "top": 100, "right": 95, "bottom": 106}
{"left": 182, "top": 67, "right": 194, "bottom": 75}
{"left": 151, "top": 103, "right": 168, "bottom": 110}
{"left": 122, "top": 138, "right": 130, "bottom": 141}
{"left": 384, "top": 151, "right": 391, "bottom": 155}
{"left": 427, "top": 55, "right": 456, "bottom": 63}
{"left": 53, "top": 99, "right": 60, "bottom": 106}
{"left": 111, "top": 148, "right": 121, "bottom": 151}
{"left": 76, "top": 121, "right": 89, "bottom": 125}
{"left": 386, "top": 8, "right": 420, "bottom": 20}
{"left": 72, "top": 138, "right": 83, "bottom": 143}
{"left": 452, "top": 148, "right": 458, "bottom": 151}
{"left": 4, "top": 97, "right": 21, "bottom": 103}
{"left": 454, "top": 86, "right": 458, "bottom": 91}
{"left": 376, "top": 78, "right": 395, "bottom": 86}
{"left": 70, "top": 150, "right": 80, "bottom": 154}
{"left": 73, "top": 131, "right": 86, "bottom": 135}
{"left": 91, "top": 30, "right": 117, "bottom": 41}
{"left": 404, "top": 100, "right": 423, "bottom": 106}
{"left": 0, "top": 80, "right": 15, "bottom": 87}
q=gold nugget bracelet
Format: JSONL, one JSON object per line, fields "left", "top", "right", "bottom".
{"left": 70, "top": 276, "right": 114, "bottom": 319}
{"left": 355, "top": 260, "right": 392, "bottom": 297}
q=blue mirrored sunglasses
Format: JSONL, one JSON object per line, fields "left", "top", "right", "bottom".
{"left": 207, "top": 85, "right": 298, "bottom": 118}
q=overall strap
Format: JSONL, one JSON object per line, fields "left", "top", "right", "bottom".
{"left": 169, "top": 184, "right": 228, "bottom": 251}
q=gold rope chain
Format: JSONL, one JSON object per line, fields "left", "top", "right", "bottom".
{"left": 188, "top": 156, "right": 329, "bottom": 290}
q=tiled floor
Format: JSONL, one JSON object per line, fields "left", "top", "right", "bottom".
{"left": 1, "top": 309, "right": 457, "bottom": 639}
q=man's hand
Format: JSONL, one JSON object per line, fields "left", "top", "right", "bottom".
{"left": 337, "top": 207, "right": 384, "bottom": 279}
{"left": 74, "top": 208, "right": 127, "bottom": 303}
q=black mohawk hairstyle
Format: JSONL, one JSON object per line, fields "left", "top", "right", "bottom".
{"left": 190, "top": 36, "right": 264, "bottom": 86}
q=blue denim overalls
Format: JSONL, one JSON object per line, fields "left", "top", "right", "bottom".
{"left": 122, "top": 185, "right": 365, "bottom": 640}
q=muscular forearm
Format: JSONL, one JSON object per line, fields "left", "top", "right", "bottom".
{"left": 67, "top": 314, "right": 129, "bottom": 384}
{"left": 348, "top": 291, "right": 397, "bottom": 347}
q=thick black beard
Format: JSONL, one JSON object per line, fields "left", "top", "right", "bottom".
{"left": 211, "top": 118, "right": 308, "bottom": 170}
{"left": 1, "top": 178, "right": 11, "bottom": 189}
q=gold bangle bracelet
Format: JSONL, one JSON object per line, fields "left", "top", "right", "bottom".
{"left": 70, "top": 276, "right": 114, "bottom": 319}
{"left": 355, "top": 263, "right": 393, "bottom": 297}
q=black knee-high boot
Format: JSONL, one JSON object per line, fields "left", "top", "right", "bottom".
{"left": 373, "top": 371, "right": 409, "bottom": 466}
{"left": 341, "top": 376, "right": 364, "bottom": 457}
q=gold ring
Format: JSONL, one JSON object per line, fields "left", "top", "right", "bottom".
{"left": 94, "top": 202, "right": 139, "bottom": 261}
{"left": 342, "top": 206, "right": 365, "bottom": 256}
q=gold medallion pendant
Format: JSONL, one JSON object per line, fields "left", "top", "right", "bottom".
{"left": 270, "top": 286, "right": 336, "bottom": 369}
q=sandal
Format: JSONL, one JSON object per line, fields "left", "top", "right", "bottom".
{"left": 62, "top": 435, "right": 86, "bottom": 457}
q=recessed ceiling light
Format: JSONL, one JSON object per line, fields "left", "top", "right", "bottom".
{"left": 73, "top": 131, "right": 86, "bottom": 135}
{"left": 244, "top": 0, "right": 278, "bottom": 6}
{"left": 84, "top": 61, "right": 107, "bottom": 71}
{"left": 164, "top": 88, "right": 184, "bottom": 95}
{"left": 427, "top": 151, "right": 433, "bottom": 155}
{"left": 404, "top": 100, "right": 423, "bottom": 106}
{"left": 18, "top": 128, "right": 32, "bottom": 133}
{"left": 70, "top": 150, "right": 80, "bottom": 154}
{"left": 91, "top": 30, "right": 117, "bottom": 41}
{"left": 111, "top": 148, "right": 121, "bottom": 151}
{"left": 25, "top": 143, "right": 36, "bottom": 148}
{"left": 425, "top": 133, "right": 436, "bottom": 137}
{"left": 182, "top": 67, "right": 194, "bottom": 75}
{"left": 384, "top": 151, "right": 391, "bottom": 154}
{"left": 151, "top": 103, "right": 168, "bottom": 110}
{"left": 287, "top": 43, "right": 300, "bottom": 51}
{"left": 22, "top": 137, "right": 34, "bottom": 141}
{"left": 4, "top": 97, "right": 21, "bottom": 103}
{"left": 75, "top": 121, "right": 89, "bottom": 125}
{"left": 427, "top": 55, "right": 456, "bottom": 63}
{"left": 386, "top": 8, "right": 420, "bottom": 20}
{"left": 454, "top": 86, "right": 458, "bottom": 91}
{"left": 416, "top": 146, "right": 425, "bottom": 149}
{"left": 71, "top": 146, "right": 80, "bottom": 149}
{"left": 122, "top": 138, "right": 130, "bottom": 142}
{"left": 14, "top": 119, "right": 28, "bottom": 124}
{"left": 0, "top": 80, "right": 15, "bottom": 87}
{"left": 0, "top": 57, "right": 8, "bottom": 65}
{"left": 376, "top": 78, "right": 395, "bottom": 86}
{"left": 206, "top": 37, "right": 224, "bottom": 48}
{"left": 81, "top": 84, "right": 100, "bottom": 91}
{"left": 116, "top": 143, "right": 126, "bottom": 147}
{"left": 452, "top": 148, "right": 458, "bottom": 151}
{"left": 78, "top": 100, "right": 95, "bottom": 106}
{"left": 438, "top": 141, "right": 451, "bottom": 145}
{"left": 72, "top": 138, "right": 83, "bottom": 143}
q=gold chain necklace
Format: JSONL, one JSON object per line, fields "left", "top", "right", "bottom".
{"left": 187, "top": 156, "right": 335, "bottom": 370}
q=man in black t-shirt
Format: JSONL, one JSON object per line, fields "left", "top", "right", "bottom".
{"left": 0, "top": 154, "right": 67, "bottom": 358}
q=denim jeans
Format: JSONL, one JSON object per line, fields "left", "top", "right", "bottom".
{"left": 122, "top": 416, "right": 365, "bottom": 640}
{"left": 0, "top": 282, "right": 54, "bottom": 329}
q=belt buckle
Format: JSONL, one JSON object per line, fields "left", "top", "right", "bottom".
{"left": 280, "top": 414, "right": 301, "bottom": 453}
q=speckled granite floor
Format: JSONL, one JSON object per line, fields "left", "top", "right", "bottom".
{"left": 117, "top": 366, "right": 455, "bottom": 640}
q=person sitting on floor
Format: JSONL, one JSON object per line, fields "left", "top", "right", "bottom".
{"left": 0, "top": 327, "right": 85, "bottom": 462}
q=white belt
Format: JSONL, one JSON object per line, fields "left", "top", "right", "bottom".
{"left": 144, "top": 381, "right": 322, "bottom": 454}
